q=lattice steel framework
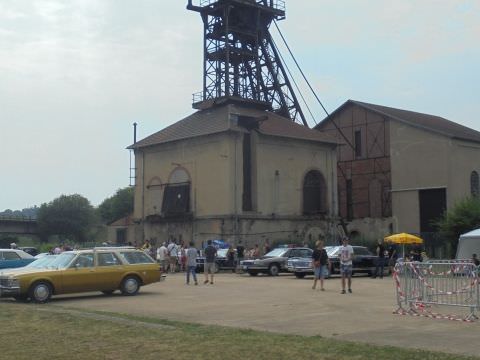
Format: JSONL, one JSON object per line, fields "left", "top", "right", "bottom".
{"left": 187, "top": 0, "right": 307, "bottom": 126}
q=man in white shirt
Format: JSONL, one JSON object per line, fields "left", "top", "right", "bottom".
{"left": 156, "top": 242, "right": 168, "bottom": 272}
{"left": 167, "top": 242, "right": 178, "bottom": 273}
{"left": 340, "top": 237, "right": 354, "bottom": 294}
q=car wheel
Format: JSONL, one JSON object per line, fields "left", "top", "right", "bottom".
{"left": 269, "top": 263, "right": 280, "bottom": 276}
{"left": 29, "top": 281, "right": 52, "bottom": 303}
{"left": 120, "top": 276, "right": 140, "bottom": 296}
{"left": 102, "top": 290, "right": 115, "bottom": 295}
{"left": 214, "top": 263, "right": 220, "bottom": 273}
{"left": 248, "top": 271, "right": 258, "bottom": 276}
{"left": 294, "top": 272, "right": 306, "bottom": 279}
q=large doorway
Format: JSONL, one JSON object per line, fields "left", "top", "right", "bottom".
{"left": 419, "top": 188, "right": 446, "bottom": 233}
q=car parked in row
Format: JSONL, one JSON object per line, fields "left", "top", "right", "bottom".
{"left": 0, "top": 249, "right": 35, "bottom": 270}
{"left": 0, "top": 247, "right": 164, "bottom": 303}
{"left": 241, "top": 247, "right": 313, "bottom": 276}
{"left": 196, "top": 248, "right": 235, "bottom": 273}
{"left": 287, "top": 246, "right": 379, "bottom": 278}
{"left": 328, "top": 246, "right": 378, "bottom": 276}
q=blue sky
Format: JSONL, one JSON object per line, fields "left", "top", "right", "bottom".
{"left": 1, "top": 0, "right": 479, "bottom": 210}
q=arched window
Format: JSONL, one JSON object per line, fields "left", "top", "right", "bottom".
{"left": 471, "top": 171, "right": 479, "bottom": 197}
{"left": 303, "top": 170, "right": 327, "bottom": 215}
{"left": 162, "top": 168, "right": 191, "bottom": 215}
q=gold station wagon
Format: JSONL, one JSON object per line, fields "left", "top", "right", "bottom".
{"left": 0, "top": 247, "right": 164, "bottom": 303}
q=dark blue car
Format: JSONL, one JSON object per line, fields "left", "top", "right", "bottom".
{"left": 0, "top": 249, "right": 35, "bottom": 270}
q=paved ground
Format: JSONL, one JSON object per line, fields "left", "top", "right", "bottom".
{"left": 7, "top": 273, "right": 480, "bottom": 357}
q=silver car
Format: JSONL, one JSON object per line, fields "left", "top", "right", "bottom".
{"left": 241, "top": 247, "right": 313, "bottom": 276}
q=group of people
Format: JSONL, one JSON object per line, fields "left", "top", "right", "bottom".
{"left": 311, "top": 237, "right": 354, "bottom": 294}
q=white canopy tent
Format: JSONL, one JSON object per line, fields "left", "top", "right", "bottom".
{"left": 456, "top": 228, "right": 480, "bottom": 259}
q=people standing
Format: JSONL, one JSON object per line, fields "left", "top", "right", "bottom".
{"left": 186, "top": 242, "right": 198, "bottom": 285}
{"left": 312, "top": 240, "right": 329, "bottom": 291}
{"left": 387, "top": 243, "right": 398, "bottom": 275}
{"left": 141, "top": 239, "right": 151, "bottom": 255}
{"left": 236, "top": 241, "right": 245, "bottom": 273}
{"left": 203, "top": 240, "right": 217, "bottom": 284}
{"left": 340, "top": 237, "right": 354, "bottom": 294}
{"left": 227, "top": 245, "right": 235, "bottom": 272}
{"left": 252, "top": 244, "right": 260, "bottom": 259}
{"left": 472, "top": 253, "right": 480, "bottom": 266}
{"left": 263, "top": 240, "right": 271, "bottom": 255}
{"left": 373, "top": 239, "right": 385, "bottom": 279}
{"left": 167, "top": 241, "right": 178, "bottom": 273}
{"left": 156, "top": 242, "right": 168, "bottom": 272}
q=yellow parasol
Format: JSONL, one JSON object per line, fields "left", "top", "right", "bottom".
{"left": 384, "top": 233, "right": 423, "bottom": 245}
{"left": 384, "top": 233, "right": 423, "bottom": 257}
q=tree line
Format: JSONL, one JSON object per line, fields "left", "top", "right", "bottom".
{"left": 2, "top": 187, "right": 133, "bottom": 243}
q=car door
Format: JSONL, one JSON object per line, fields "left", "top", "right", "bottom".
{"left": 61, "top": 253, "right": 100, "bottom": 294}
{"left": 95, "top": 252, "right": 125, "bottom": 290}
{"left": 0, "top": 251, "right": 24, "bottom": 269}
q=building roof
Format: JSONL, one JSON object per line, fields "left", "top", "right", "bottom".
{"left": 108, "top": 214, "right": 134, "bottom": 227}
{"left": 316, "top": 100, "right": 480, "bottom": 144}
{"left": 129, "top": 104, "right": 338, "bottom": 149}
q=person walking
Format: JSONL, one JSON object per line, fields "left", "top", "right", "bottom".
{"left": 185, "top": 242, "right": 198, "bottom": 285}
{"left": 340, "top": 237, "right": 354, "bottom": 294}
{"left": 156, "top": 242, "right": 168, "bottom": 272}
{"left": 373, "top": 239, "right": 385, "bottom": 278}
{"left": 167, "top": 241, "right": 178, "bottom": 273}
{"left": 203, "top": 240, "right": 217, "bottom": 284}
{"left": 312, "top": 240, "right": 329, "bottom": 291}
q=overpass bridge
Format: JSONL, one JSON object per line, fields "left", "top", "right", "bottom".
{"left": 0, "top": 216, "right": 38, "bottom": 235}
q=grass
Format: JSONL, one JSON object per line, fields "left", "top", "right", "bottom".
{"left": 0, "top": 303, "right": 476, "bottom": 360}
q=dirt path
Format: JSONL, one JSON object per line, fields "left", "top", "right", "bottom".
{"left": 33, "top": 273, "right": 480, "bottom": 357}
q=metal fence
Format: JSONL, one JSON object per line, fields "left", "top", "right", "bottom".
{"left": 394, "top": 260, "right": 479, "bottom": 321}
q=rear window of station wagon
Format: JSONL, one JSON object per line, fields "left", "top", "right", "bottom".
{"left": 119, "top": 251, "right": 155, "bottom": 264}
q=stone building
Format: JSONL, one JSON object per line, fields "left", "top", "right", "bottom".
{"left": 316, "top": 100, "right": 480, "bottom": 252}
{"left": 128, "top": 103, "right": 339, "bottom": 248}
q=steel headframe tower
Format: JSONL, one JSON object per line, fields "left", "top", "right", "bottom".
{"left": 187, "top": 0, "right": 307, "bottom": 126}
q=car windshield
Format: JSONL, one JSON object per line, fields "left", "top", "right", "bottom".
{"left": 46, "top": 253, "right": 76, "bottom": 269}
{"left": 217, "top": 249, "right": 228, "bottom": 257}
{"left": 25, "top": 255, "right": 58, "bottom": 269}
{"left": 326, "top": 247, "right": 341, "bottom": 256}
{"left": 264, "top": 248, "right": 288, "bottom": 257}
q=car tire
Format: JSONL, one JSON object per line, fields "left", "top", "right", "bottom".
{"left": 29, "top": 281, "right": 52, "bottom": 303}
{"left": 214, "top": 263, "right": 220, "bottom": 274}
{"left": 248, "top": 271, "right": 258, "bottom": 276}
{"left": 120, "top": 276, "right": 140, "bottom": 296}
{"left": 269, "top": 263, "right": 280, "bottom": 276}
{"left": 102, "top": 290, "right": 115, "bottom": 295}
{"left": 294, "top": 272, "right": 306, "bottom": 279}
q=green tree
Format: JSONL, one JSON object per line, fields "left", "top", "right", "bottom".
{"left": 435, "top": 196, "right": 480, "bottom": 253}
{"left": 97, "top": 187, "right": 134, "bottom": 224}
{"left": 37, "top": 194, "right": 96, "bottom": 242}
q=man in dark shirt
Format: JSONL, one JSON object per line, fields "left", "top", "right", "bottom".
{"left": 236, "top": 241, "right": 245, "bottom": 273}
{"left": 373, "top": 239, "right": 385, "bottom": 278}
{"left": 312, "top": 240, "right": 329, "bottom": 291}
{"left": 204, "top": 240, "right": 217, "bottom": 284}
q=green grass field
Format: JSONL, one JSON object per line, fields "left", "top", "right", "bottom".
{"left": 0, "top": 303, "right": 476, "bottom": 360}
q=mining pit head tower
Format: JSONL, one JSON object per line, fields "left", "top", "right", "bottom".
{"left": 187, "top": 0, "right": 307, "bottom": 126}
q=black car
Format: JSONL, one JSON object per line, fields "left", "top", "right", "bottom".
{"left": 196, "top": 248, "right": 235, "bottom": 273}
{"left": 19, "top": 247, "right": 39, "bottom": 257}
{"left": 328, "top": 245, "right": 378, "bottom": 276}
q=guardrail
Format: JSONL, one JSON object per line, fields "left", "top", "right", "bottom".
{"left": 394, "top": 260, "right": 479, "bottom": 321}
{"left": 193, "top": 0, "right": 285, "bottom": 11}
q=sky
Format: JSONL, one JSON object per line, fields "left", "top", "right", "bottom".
{"left": 1, "top": 0, "right": 479, "bottom": 211}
